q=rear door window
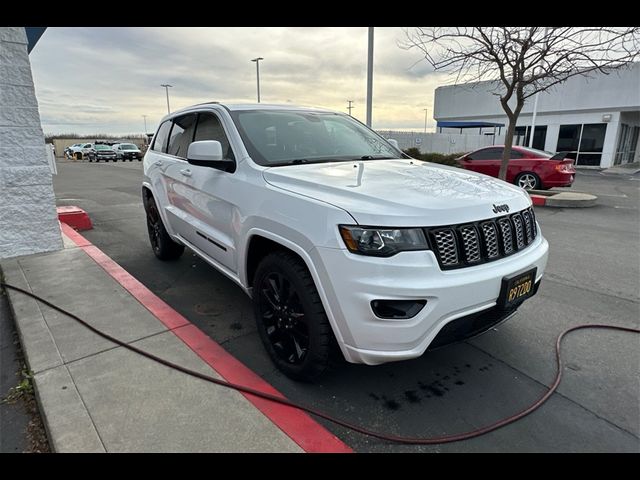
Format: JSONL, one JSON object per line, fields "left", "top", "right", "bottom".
{"left": 167, "top": 114, "right": 198, "bottom": 158}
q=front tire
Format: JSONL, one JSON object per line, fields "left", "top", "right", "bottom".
{"left": 144, "top": 196, "right": 185, "bottom": 260}
{"left": 515, "top": 172, "right": 541, "bottom": 190}
{"left": 252, "top": 251, "right": 333, "bottom": 381}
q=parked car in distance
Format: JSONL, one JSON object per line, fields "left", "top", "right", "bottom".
{"left": 89, "top": 144, "right": 117, "bottom": 162}
{"left": 142, "top": 103, "right": 548, "bottom": 381}
{"left": 112, "top": 143, "right": 142, "bottom": 161}
{"left": 457, "top": 146, "right": 576, "bottom": 190}
{"left": 67, "top": 143, "right": 95, "bottom": 160}
{"left": 64, "top": 143, "right": 83, "bottom": 159}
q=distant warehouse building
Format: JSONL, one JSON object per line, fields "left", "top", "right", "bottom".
{"left": 433, "top": 62, "right": 640, "bottom": 168}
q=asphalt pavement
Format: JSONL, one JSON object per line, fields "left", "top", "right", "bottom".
{"left": 51, "top": 160, "right": 640, "bottom": 452}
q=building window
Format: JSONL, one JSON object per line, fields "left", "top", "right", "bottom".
{"left": 515, "top": 125, "right": 547, "bottom": 150}
{"left": 556, "top": 123, "right": 607, "bottom": 166}
{"left": 557, "top": 124, "right": 581, "bottom": 152}
{"left": 615, "top": 124, "right": 640, "bottom": 165}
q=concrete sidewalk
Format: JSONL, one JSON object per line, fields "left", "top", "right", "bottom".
{"left": 0, "top": 227, "right": 347, "bottom": 452}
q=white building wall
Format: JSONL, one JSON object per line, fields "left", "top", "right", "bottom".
{"left": 434, "top": 63, "right": 640, "bottom": 120}
{"left": 0, "top": 27, "right": 62, "bottom": 259}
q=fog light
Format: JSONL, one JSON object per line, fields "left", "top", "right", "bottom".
{"left": 371, "top": 299, "right": 427, "bottom": 319}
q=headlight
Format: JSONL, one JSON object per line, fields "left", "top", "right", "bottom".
{"left": 339, "top": 225, "right": 429, "bottom": 257}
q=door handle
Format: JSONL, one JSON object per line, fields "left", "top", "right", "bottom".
{"left": 180, "top": 168, "right": 192, "bottom": 177}
{"left": 154, "top": 160, "right": 163, "bottom": 166}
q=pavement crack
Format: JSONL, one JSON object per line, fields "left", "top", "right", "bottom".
{"left": 62, "top": 365, "right": 108, "bottom": 451}
{"left": 62, "top": 328, "right": 171, "bottom": 369}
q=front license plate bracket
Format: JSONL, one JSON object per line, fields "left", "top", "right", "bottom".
{"left": 498, "top": 267, "right": 537, "bottom": 309}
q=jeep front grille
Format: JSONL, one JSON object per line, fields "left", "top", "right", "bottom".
{"left": 427, "top": 207, "right": 538, "bottom": 270}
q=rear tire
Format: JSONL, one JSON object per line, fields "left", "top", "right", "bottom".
{"left": 515, "top": 172, "right": 541, "bottom": 190}
{"left": 144, "top": 196, "right": 185, "bottom": 261}
{"left": 252, "top": 251, "right": 333, "bottom": 382}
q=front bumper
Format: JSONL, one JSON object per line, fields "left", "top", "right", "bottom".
{"left": 311, "top": 232, "right": 549, "bottom": 365}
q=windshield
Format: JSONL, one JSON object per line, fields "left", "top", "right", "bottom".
{"left": 95, "top": 145, "right": 112, "bottom": 150}
{"left": 231, "top": 110, "right": 404, "bottom": 166}
{"left": 120, "top": 144, "right": 138, "bottom": 150}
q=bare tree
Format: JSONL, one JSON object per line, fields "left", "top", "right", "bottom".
{"left": 404, "top": 27, "right": 640, "bottom": 180}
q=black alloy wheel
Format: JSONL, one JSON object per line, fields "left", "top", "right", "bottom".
{"left": 259, "top": 271, "right": 310, "bottom": 365}
{"left": 253, "top": 251, "right": 334, "bottom": 381}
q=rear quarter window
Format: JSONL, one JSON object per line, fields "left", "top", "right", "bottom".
{"left": 152, "top": 121, "right": 172, "bottom": 153}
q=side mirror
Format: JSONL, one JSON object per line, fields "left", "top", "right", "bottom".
{"left": 387, "top": 138, "right": 400, "bottom": 150}
{"left": 187, "top": 140, "right": 235, "bottom": 172}
{"left": 187, "top": 140, "right": 223, "bottom": 161}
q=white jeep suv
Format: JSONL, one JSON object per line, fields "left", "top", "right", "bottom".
{"left": 142, "top": 103, "right": 549, "bottom": 381}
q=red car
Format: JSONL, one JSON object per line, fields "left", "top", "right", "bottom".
{"left": 457, "top": 146, "right": 576, "bottom": 190}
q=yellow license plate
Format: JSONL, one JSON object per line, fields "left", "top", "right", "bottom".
{"left": 499, "top": 268, "right": 537, "bottom": 309}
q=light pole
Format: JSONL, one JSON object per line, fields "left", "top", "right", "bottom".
{"left": 529, "top": 27, "right": 549, "bottom": 148}
{"left": 423, "top": 108, "right": 428, "bottom": 134}
{"left": 528, "top": 92, "right": 539, "bottom": 148}
{"left": 347, "top": 100, "right": 354, "bottom": 116}
{"left": 365, "top": 27, "right": 374, "bottom": 127}
{"left": 142, "top": 115, "right": 148, "bottom": 134}
{"left": 160, "top": 84, "right": 172, "bottom": 114}
{"left": 251, "top": 57, "right": 264, "bottom": 103}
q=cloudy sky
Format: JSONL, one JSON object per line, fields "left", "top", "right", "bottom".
{"left": 29, "top": 27, "right": 451, "bottom": 135}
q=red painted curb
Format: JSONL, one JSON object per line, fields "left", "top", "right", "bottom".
{"left": 530, "top": 195, "right": 546, "bottom": 206}
{"left": 57, "top": 206, "right": 93, "bottom": 231}
{"left": 59, "top": 222, "right": 352, "bottom": 453}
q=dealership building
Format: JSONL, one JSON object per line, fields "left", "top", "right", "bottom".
{"left": 433, "top": 63, "right": 640, "bottom": 168}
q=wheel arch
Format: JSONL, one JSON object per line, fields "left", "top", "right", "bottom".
{"left": 141, "top": 183, "right": 180, "bottom": 240}
{"left": 243, "top": 230, "right": 347, "bottom": 350}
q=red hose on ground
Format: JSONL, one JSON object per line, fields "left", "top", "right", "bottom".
{"left": 3, "top": 282, "right": 637, "bottom": 446}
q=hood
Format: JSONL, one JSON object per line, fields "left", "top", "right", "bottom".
{"left": 263, "top": 159, "right": 531, "bottom": 226}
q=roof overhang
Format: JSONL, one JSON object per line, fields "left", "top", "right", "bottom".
{"left": 25, "top": 27, "right": 47, "bottom": 53}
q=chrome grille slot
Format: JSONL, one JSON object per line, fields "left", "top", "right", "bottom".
{"left": 432, "top": 229, "right": 459, "bottom": 266}
{"left": 481, "top": 222, "right": 500, "bottom": 259}
{"left": 459, "top": 225, "right": 481, "bottom": 263}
